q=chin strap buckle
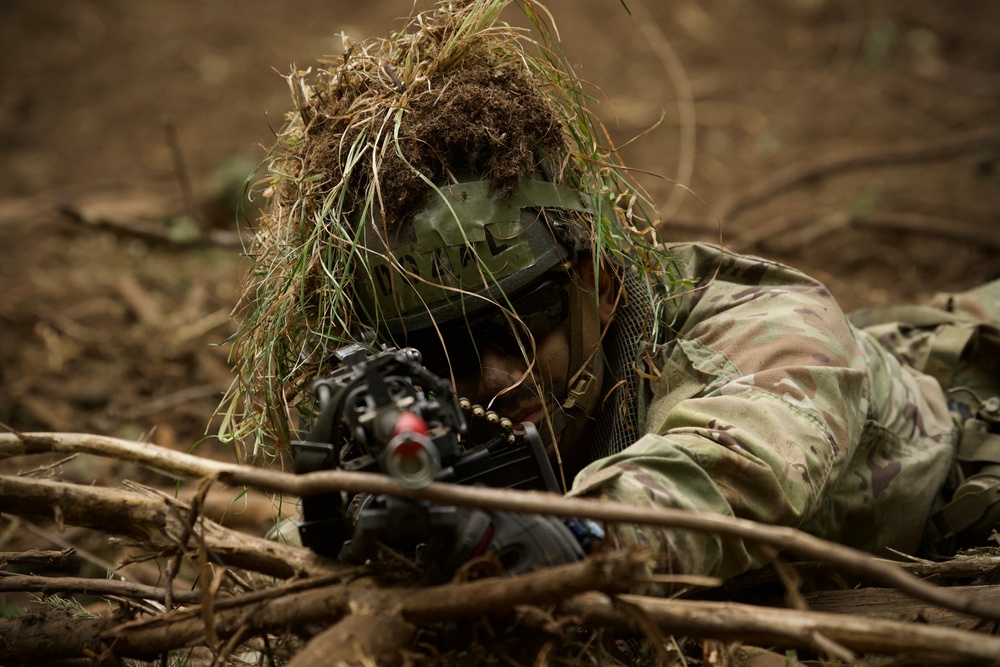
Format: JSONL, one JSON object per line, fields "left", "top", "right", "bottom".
{"left": 562, "top": 370, "right": 599, "bottom": 414}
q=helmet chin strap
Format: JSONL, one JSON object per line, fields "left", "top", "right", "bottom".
{"left": 546, "top": 279, "right": 603, "bottom": 477}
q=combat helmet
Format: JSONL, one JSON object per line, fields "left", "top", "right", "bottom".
{"left": 353, "top": 175, "right": 591, "bottom": 359}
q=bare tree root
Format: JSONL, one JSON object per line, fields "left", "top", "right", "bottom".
{"left": 712, "top": 126, "right": 1000, "bottom": 224}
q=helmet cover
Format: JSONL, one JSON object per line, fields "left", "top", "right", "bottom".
{"left": 355, "top": 178, "right": 591, "bottom": 336}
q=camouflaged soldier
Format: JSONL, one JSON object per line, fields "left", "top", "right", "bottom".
{"left": 569, "top": 247, "right": 1000, "bottom": 578}
{"left": 233, "top": 0, "right": 1000, "bottom": 579}
{"left": 357, "top": 195, "right": 1000, "bottom": 578}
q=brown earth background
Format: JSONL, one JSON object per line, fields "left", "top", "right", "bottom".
{"left": 1, "top": 0, "right": 998, "bottom": 589}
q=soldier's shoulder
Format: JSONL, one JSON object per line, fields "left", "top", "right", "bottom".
{"left": 663, "top": 242, "right": 827, "bottom": 289}
{"left": 661, "top": 243, "right": 842, "bottom": 331}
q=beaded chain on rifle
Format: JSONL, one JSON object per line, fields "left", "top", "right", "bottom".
{"left": 458, "top": 397, "right": 520, "bottom": 444}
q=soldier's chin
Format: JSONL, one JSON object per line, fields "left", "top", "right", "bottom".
{"left": 512, "top": 398, "right": 555, "bottom": 427}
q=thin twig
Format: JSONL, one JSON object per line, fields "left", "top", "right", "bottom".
{"left": 0, "top": 572, "right": 201, "bottom": 604}
{"left": 714, "top": 126, "right": 1000, "bottom": 224}
{"left": 163, "top": 120, "right": 202, "bottom": 232}
{"left": 57, "top": 203, "right": 246, "bottom": 248}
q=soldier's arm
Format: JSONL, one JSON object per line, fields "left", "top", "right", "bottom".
{"left": 572, "top": 251, "right": 875, "bottom": 578}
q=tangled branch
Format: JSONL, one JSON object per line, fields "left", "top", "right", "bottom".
{"left": 3, "top": 430, "right": 1000, "bottom": 665}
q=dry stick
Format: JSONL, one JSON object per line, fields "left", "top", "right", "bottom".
{"left": 3, "top": 432, "right": 1000, "bottom": 624}
{"left": 0, "top": 572, "right": 201, "bottom": 604}
{"left": 0, "top": 474, "right": 345, "bottom": 580}
{"left": 57, "top": 203, "right": 245, "bottom": 248}
{"left": 0, "top": 547, "right": 76, "bottom": 568}
{"left": 723, "top": 551, "right": 1000, "bottom": 593}
{"left": 559, "top": 592, "right": 1000, "bottom": 665}
{"left": 741, "top": 210, "right": 1000, "bottom": 254}
{"left": 714, "top": 126, "right": 1000, "bottom": 224}
{"left": 164, "top": 478, "right": 214, "bottom": 618}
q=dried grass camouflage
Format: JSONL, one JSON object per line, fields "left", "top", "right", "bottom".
{"left": 218, "top": 0, "right": 682, "bottom": 454}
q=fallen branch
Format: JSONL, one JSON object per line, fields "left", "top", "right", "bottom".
{"left": 713, "top": 126, "right": 1000, "bottom": 224}
{"left": 57, "top": 202, "right": 246, "bottom": 249}
{"left": 0, "top": 548, "right": 76, "bottom": 568}
{"left": 0, "top": 610, "right": 119, "bottom": 666}
{"left": 738, "top": 209, "right": 1000, "bottom": 254}
{"left": 0, "top": 431, "right": 233, "bottom": 478}
{"left": 723, "top": 551, "right": 1000, "bottom": 593}
{"left": 4, "top": 431, "right": 1000, "bottom": 624}
{"left": 803, "top": 584, "right": 1000, "bottom": 631}
{"left": 559, "top": 591, "right": 1000, "bottom": 665}
{"left": 0, "top": 474, "right": 345, "bottom": 580}
{"left": 0, "top": 572, "right": 202, "bottom": 605}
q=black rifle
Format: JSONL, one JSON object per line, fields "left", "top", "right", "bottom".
{"left": 291, "top": 342, "right": 560, "bottom": 567}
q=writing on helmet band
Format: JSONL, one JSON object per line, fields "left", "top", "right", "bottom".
{"left": 355, "top": 178, "right": 591, "bottom": 335}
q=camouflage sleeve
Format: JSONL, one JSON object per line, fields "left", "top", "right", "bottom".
{"left": 570, "top": 243, "right": 954, "bottom": 579}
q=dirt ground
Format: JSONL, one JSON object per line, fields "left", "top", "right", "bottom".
{"left": 1, "top": 0, "right": 998, "bottom": 590}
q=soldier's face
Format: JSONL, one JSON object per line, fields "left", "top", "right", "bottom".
{"left": 451, "top": 258, "right": 614, "bottom": 436}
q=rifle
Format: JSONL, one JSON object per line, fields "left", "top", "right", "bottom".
{"left": 291, "top": 342, "right": 561, "bottom": 571}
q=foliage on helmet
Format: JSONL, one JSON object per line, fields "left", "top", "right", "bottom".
{"left": 219, "top": 0, "right": 684, "bottom": 454}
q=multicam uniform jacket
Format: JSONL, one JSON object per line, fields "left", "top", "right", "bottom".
{"left": 572, "top": 242, "right": 1000, "bottom": 579}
